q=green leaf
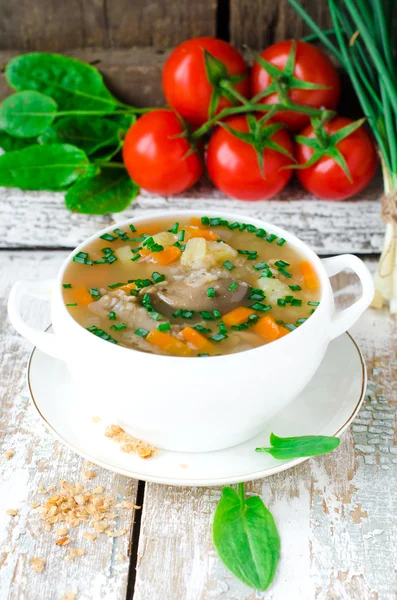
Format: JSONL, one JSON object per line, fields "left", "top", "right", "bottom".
{"left": 39, "top": 116, "right": 124, "bottom": 156}
{"left": 0, "top": 144, "right": 94, "bottom": 190}
{"left": 0, "top": 91, "right": 57, "bottom": 138}
{"left": 65, "top": 169, "right": 139, "bottom": 214}
{"left": 213, "top": 486, "right": 280, "bottom": 590}
{"left": 256, "top": 432, "right": 340, "bottom": 459}
{"left": 0, "top": 130, "right": 37, "bottom": 152}
{"left": 6, "top": 53, "right": 119, "bottom": 112}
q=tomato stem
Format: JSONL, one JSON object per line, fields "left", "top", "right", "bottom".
{"left": 94, "top": 161, "right": 126, "bottom": 169}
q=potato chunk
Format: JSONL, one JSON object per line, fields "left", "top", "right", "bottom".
{"left": 181, "top": 238, "right": 236, "bottom": 270}
{"left": 257, "top": 276, "right": 291, "bottom": 302}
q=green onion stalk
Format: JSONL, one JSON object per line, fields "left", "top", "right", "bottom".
{"left": 289, "top": 0, "right": 397, "bottom": 312}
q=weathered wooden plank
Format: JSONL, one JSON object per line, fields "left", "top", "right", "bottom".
{"left": 230, "top": 0, "right": 333, "bottom": 49}
{"left": 0, "top": 176, "right": 384, "bottom": 254}
{"left": 133, "top": 259, "right": 397, "bottom": 600}
{"left": 0, "top": 0, "right": 217, "bottom": 51}
{"left": 0, "top": 251, "right": 138, "bottom": 600}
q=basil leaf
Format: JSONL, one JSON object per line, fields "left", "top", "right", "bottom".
{"left": 213, "top": 486, "right": 280, "bottom": 590}
{"left": 256, "top": 432, "right": 340, "bottom": 459}
{"left": 65, "top": 169, "right": 139, "bottom": 214}
{"left": 0, "top": 144, "right": 94, "bottom": 190}
{"left": 39, "top": 116, "right": 124, "bottom": 156}
{"left": 0, "top": 131, "right": 37, "bottom": 152}
{"left": 6, "top": 53, "right": 119, "bottom": 112}
{"left": 0, "top": 91, "right": 57, "bottom": 138}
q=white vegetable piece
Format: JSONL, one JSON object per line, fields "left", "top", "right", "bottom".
{"left": 152, "top": 231, "right": 176, "bottom": 248}
{"left": 114, "top": 245, "right": 133, "bottom": 264}
{"left": 181, "top": 238, "right": 236, "bottom": 270}
{"left": 257, "top": 276, "right": 291, "bottom": 302}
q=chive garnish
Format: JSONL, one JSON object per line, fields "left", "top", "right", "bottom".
{"left": 127, "top": 237, "right": 145, "bottom": 243}
{"left": 131, "top": 254, "right": 141, "bottom": 262}
{"left": 277, "top": 238, "right": 286, "bottom": 246}
{"left": 249, "top": 290, "right": 264, "bottom": 300}
{"left": 158, "top": 322, "right": 171, "bottom": 331}
{"left": 131, "top": 279, "right": 152, "bottom": 289}
{"left": 291, "top": 298, "right": 302, "bottom": 307}
{"left": 308, "top": 301, "right": 320, "bottom": 306}
{"left": 113, "top": 228, "right": 128, "bottom": 239}
{"left": 284, "top": 295, "right": 294, "bottom": 303}
{"left": 129, "top": 224, "right": 137, "bottom": 232}
{"left": 228, "top": 222, "right": 240, "bottom": 230}
{"left": 66, "top": 303, "right": 77, "bottom": 307}
{"left": 108, "top": 282, "right": 126, "bottom": 289}
{"left": 209, "top": 217, "right": 221, "bottom": 226}
{"left": 201, "top": 216, "right": 210, "bottom": 225}
{"left": 259, "top": 269, "right": 274, "bottom": 278}
{"left": 100, "top": 233, "right": 117, "bottom": 242}
{"left": 93, "top": 260, "right": 107, "bottom": 265}
{"left": 289, "top": 285, "right": 302, "bottom": 291}
{"left": 275, "top": 260, "right": 290, "bottom": 268}
{"left": 168, "top": 222, "right": 179, "bottom": 234}
{"left": 266, "top": 234, "right": 278, "bottom": 243}
{"left": 239, "top": 223, "right": 247, "bottom": 231}
{"left": 200, "top": 311, "right": 215, "bottom": 320}
{"left": 231, "top": 314, "right": 259, "bottom": 330}
{"left": 178, "top": 230, "right": 185, "bottom": 242}
{"left": 296, "top": 318, "right": 307, "bottom": 325}
{"left": 223, "top": 260, "right": 235, "bottom": 271}
{"left": 87, "top": 325, "right": 117, "bottom": 344}
{"left": 181, "top": 310, "right": 194, "bottom": 319}
{"left": 219, "top": 321, "right": 227, "bottom": 334}
{"left": 111, "top": 323, "right": 126, "bottom": 331}
{"left": 102, "top": 247, "right": 112, "bottom": 254}
{"left": 172, "top": 309, "right": 182, "bottom": 318}
{"left": 229, "top": 282, "right": 238, "bottom": 292}
{"left": 210, "top": 332, "right": 228, "bottom": 342}
{"left": 253, "top": 261, "right": 269, "bottom": 270}
{"left": 109, "top": 311, "right": 116, "bottom": 320}
{"left": 152, "top": 272, "right": 165, "bottom": 284}
{"left": 207, "top": 287, "right": 215, "bottom": 298}
{"left": 89, "top": 288, "right": 101, "bottom": 300}
{"left": 249, "top": 302, "right": 272, "bottom": 312}
{"left": 148, "top": 311, "right": 162, "bottom": 321}
{"left": 198, "top": 353, "right": 210, "bottom": 357}
{"left": 194, "top": 325, "right": 212, "bottom": 333}
{"left": 285, "top": 323, "right": 297, "bottom": 331}
{"left": 63, "top": 283, "right": 72, "bottom": 289}
{"left": 106, "top": 255, "right": 117, "bottom": 264}
{"left": 142, "top": 293, "right": 151, "bottom": 305}
{"left": 174, "top": 241, "right": 186, "bottom": 251}
{"left": 131, "top": 247, "right": 142, "bottom": 253}
{"left": 213, "top": 309, "right": 221, "bottom": 319}
{"left": 247, "top": 224, "right": 257, "bottom": 233}
{"left": 256, "top": 228, "right": 267, "bottom": 238}
{"left": 278, "top": 267, "right": 293, "bottom": 278}
{"left": 277, "top": 298, "right": 286, "bottom": 307}
{"left": 130, "top": 290, "right": 139, "bottom": 296}
{"left": 135, "top": 328, "right": 149, "bottom": 338}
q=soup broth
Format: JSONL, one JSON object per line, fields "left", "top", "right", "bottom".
{"left": 63, "top": 216, "right": 321, "bottom": 357}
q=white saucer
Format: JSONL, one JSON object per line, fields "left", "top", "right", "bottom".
{"left": 27, "top": 330, "right": 366, "bottom": 486}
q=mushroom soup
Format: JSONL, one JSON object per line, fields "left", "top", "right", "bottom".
{"left": 63, "top": 216, "right": 321, "bottom": 357}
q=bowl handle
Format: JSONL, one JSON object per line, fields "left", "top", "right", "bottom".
{"left": 322, "top": 255, "right": 374, "bottom": 341}
{"left": 8, "top": 279, "right": 65, "bottom": 360}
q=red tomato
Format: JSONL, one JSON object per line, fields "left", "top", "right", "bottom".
{"left": 206, "top": 116, "right": 294, "bottom": 201}
{"left": 162, "top": 37, "right": 250, "bottom": 127}
{"left": 251, "top": 41, "right": 341, "bottom": 131}
{"left": 295, "top": 117, "right": 378, "bottom": 200}
{"left": 122, "top": 110, "right": 203, "bottom": 195}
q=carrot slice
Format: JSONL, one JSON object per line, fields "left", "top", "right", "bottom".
{"left": 152, "top": 246, "right": 182, "bottom": 265}
{"left": 252, "top": 315, "right": 288, "bottom": 342}
{"left": 72, "top": 286, "right": 93, "bottom": 306}
{"left": 190, "top": 216, "right": 203, "bottom": 227}
{"left": 135, "top": 224, "right": 162, "bottom": 236}
{"left": 299, "top": 261, "right": 319, "bottom": 291}
{"left": 183, "top": 226, "right": 218, "bottom": 241}
{"left": 146, "top": 330, "right": 192, "bottom": 357}
{"left": 118, "top": 282, "right": 137, "bottom": 294}
{"left": 223, "top": 306, "right": 256, "bottom": 327}
{"left": 181, "top": 326, "right": 216, "bottom": 355}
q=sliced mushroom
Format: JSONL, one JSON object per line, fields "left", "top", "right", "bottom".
{"left": 149, "top": 278, "right": 250, "bottom": 316}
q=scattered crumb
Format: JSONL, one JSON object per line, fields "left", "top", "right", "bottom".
{"left": 92, "top": 416, "right": 101, "bottom": 423}
{"left": 61, "top": 593, "right": 76, "bottom": 600}
{"left": 55, "top": 526, "right": 69, "bottom": 537}
{"left": 116, "top": 553, "right": 126, "bottom": 561}
{"left": 83, "top": 532, "right": 98, "bottom": 541}
{"left": 81, "top": 470, "right": 96, "bottom": 481}
{"left": 93, "top": 522, "right": 109, "bottom": 533}
{"left": 56, "top": 537, "right": 71, "bottom": 546}
{"left": 3, "top": 448, "right": 15, "bottom": 460}
{"left": 105, "top": 424, "right": 156, "bottom": 458}
{"left": 7, "top": 508, "right": 18, "bottom": 517}
{"left": 68, "top": 548, "right": 85, "bottom": 558}
{"left": 31, "top": 557, "right": 45, "bottom": 573}
{"left": 180, "top": 464, "right": 188, "bottom": 469}
{"left": 93, "top": 486, "right": 104, "bottom": 495}
{"left": 82, "top": 460, "right": 93, "bottom": 467}
{"left": 107, "top": 528, "right": 127, "bottom": 538}
{"left": 38, "top": 484, "right": 47, "bottom": 494}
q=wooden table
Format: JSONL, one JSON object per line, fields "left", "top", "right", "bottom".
{"left": 1, "top": 181, "right": 396, "bottom": 600}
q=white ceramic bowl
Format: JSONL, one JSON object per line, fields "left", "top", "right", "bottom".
{"left": 8, "top": 210, "right": 374, "bottom": 453}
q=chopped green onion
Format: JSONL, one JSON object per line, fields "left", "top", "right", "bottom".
{"left": 275, "top": 260, "right": 290, "bottom": 268}
{"left": 249, "top": 290, "right": 265, "bottom": 301}
{"left": 113, "top": 228, "right": 128, "bottom": 239}
{"left": 135, "top": 328, "right": 149, "bottom": 338}
{"left": 142, "top": 293, "right": 151, "bottom": 305}
{"left": 278, "top": 267, "right": 292, "bottom": 278}
{"left": 277, "top": 238, "right": 286, "bottom": 246}
{"left": 172, "top": 309, "right": 182, "bottom": 318}
{"left": 109, "top": 311, "right": 116, "bottom": 320}
{"left": 201, "top": 216, "right": 210, "bottom": 225}
{"left": 210, "top": 332, "right": 228, "bottom": 342}
{"left": 198, "top": 353, "right": 210, "bottom": 357}
{"left": 158, "top": 322, "right": 171, "bottom": 331}
{"left": 239, "top": 223, "right": 247, "bottom": 231}
{"left": 289, "top": 285, "right": 302, "bottom": 291}
{"left": 93, "top": 260, "right": 107, "bottom": 265}
{"left": 220, "top": 219, "right": 228, "bottom": 226}
{"left": 133, "top": 279, "right": 152, "bottom": 289}
{"left": 168, "top": 222, "right": 179, "bottom": 234}
{"left": 194, "top": 325, "right": 212, "bottom": 334}
{"left": 259, "top": 269, "right": 274, "bottom": 278}
{"left": 131, "top": 247, "right": 142, "bottom": 253}
{"left": 89, "top": 288, "right": 101, "bottom": 300}
{"left": 173, "top": 241, "right": 186, "bottom": 251}
{"left": 126, "top": 237, "right": 145, "bottom": 243}
{"left": 277, "top": 298, "right": 286, "bottom": 307}
{"left": 100, "top": 233, "right": 117, "bottom": 242}
{"left": 129, "top": 224, "right": 137, "bottom": 232}
{"left": 178, "top": 230, "right": 185, "bottom": 242}
{"left": 213, "top": 309, "right": 221, "bottom": 319}
{"left": 296, "top": 318, "right": 307, "bottom": 325}
{"left": 143, "top": 236, "right": 154, "bottom": 247}
{"left": 256, "top": 228, "right": 267, "bottom": 238}
{"left": 229, "top": 282, "right": 238, "bottom": 292}
{"left": 148, "top": 311, "right": 162, "bottom": 321}
{"left": 152, "top": 272, "right": 165, "bottom": 284}
{"left": 275, "top": 319, "right": 285, "bottom": 325}
{"left": 228, "top": 222, "right": 240, "bottom": 230}
{"left": 209, "top": 217, "right": 221, "bottom": 226}
{"left": 291, "top": 298, "right": 302, "bottom": 307}
{"left": 87, "top": 325, "right": 117, "bottom": 344}
{"left": 249, "top": 302, "right": 272, "bottom": 312}
{"left": 106, "top": 255, "right": 117, "bottom": 264}
{"left": 63, "top": 283, "right": 72, "bottom": 289}
{"left": 131, "top": 254, "right": 140, "bottom": 262}
{"left": 308, "top": 301, "right": 320, "bottom": 306}
{"left": 247, "top": 224, "right": 257, "bottom": 233}
{"left": 200, "top": 311, "right": 215, "bottom": 320}
{"left": 207, "top": 287, "right": 215, "bottom": 298}
{"left": 130, "top": 290, "right": 139, "bottom": 297}
{"left": 66, "top": 303, "right": 77, "bottom": 307}
{"left": 219, "top": 321, "right": 227, "bottom": 334}
{"left": 284, "top": 295, "right": 294, "bottom": 303}
{"left": 254, "top": 261, "right": 269, "bottom": 270}
{"left": 108, "top": 282, "right": 126, "bottom": 289}
{"left": 266, "top": 234, "right": 278, "bottom": 243}
{"left": 102, "top": 247, "right": 112, "bottom": 255}
{"left": 285, "top": 323, "right": 297, "bottom": 331}
{"left": 223, "top": 260, "right": 235, "bottom": 271}
{"left": 181, "top": 310, "right": 194, "bottom": 319}
{"left": 111, "top": 323, "right": 126, "bottom": 331}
